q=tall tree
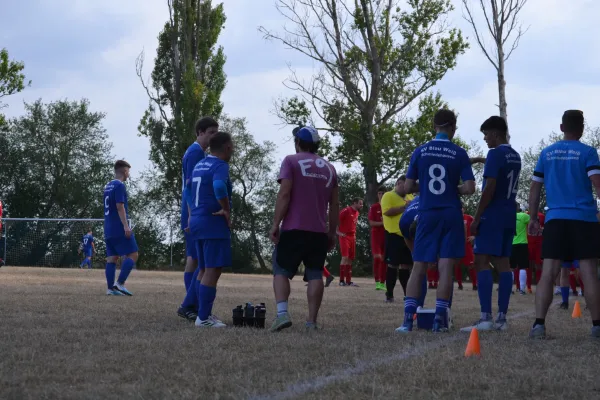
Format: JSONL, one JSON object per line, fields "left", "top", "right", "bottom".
{"left": 461, "top": 0, "right": 529, "bottom": 137}
{"left": 261, "top": 0, "right": 468, "bottom": 204}
{"left": 136, "top": 0, "right": 227, "bottom": 206}
{"left": 0, "top": 48, "right": 31, "bottom": 124}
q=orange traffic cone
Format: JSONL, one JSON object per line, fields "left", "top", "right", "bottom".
{"left": 465, "top": 328, "right": 481, "bottom": 357}
{"left": 572, "top": 301, "right": 582, "bottom": 318}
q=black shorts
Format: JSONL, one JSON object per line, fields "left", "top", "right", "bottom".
{"left": 384, "top": 231, "right": 413, "bottom": 266}
{"left": 275, "top": 230, "right": 328, "bottom": 278}
{"left": 542, "top": 219, "right": 600, "bottom": 261}
{"left": 510, "top": 244, "right": 529, "bottom": 269}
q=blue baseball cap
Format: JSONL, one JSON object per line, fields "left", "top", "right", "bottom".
{"left": 293, "top": 126, "right": 320, "bottom": 143}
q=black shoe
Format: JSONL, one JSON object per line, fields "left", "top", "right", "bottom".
{"left": 472, "top": 285, "right": 477, "bottom": 291}
{"left": 177, "top": 306, "right": 198, "bottom": 322}
{"left": 458, "top": 285, "right": 464, "bottom": 291}
{"left": 325, "top": 275, "right": 334, "bottom": 287}
{"left": 559, "top": 302, "right": 569, "bottom": 310}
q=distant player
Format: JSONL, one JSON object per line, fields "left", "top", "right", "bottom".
{"left": 177, "top": 117, "right": 219, "bottom": 322}
{"left": 526, "top": 206, "right": 545, "bottom": 292}
{"left": 381, "top": 177, "right": 414, "bottom": 302}
{"left": 269, "top": 126, "right": 339, "bottom": 332}
{"left": 187, "top": 131, "right": 234, "bottom": 328}
{"left": 456, "top": 207, "right": 477, "bottom": 291}
{"left": 79, "top": 230, "right": 95, "bottom": 269}
{"left": 103, "top": 160, "right": 138, "bottom": 296}
{"left": 337, "top": 198, "right": 363, "bottom": 286}
{"left": 398, "top": 109, "right": 475, "bottom": 333}
{"left": 559, "top": 260, "right": 580, "bottom": 309}
{"left": 529, "top": 110, "right": 600, "bottom": 339}
{"left": 368, "top": 187, "right": 387, "bottom": 291}
{"left": 399, "top": 195, "right": 428, "bottom": 307}
{"left": 462, "top": 116, "right": 521, "bottom": 332}
{"left": 511, "top": 205, "right": 530, "bottom": 295}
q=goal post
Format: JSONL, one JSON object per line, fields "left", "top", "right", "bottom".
{"left": 0, "top": 218, "right": 131, "bottom": 268}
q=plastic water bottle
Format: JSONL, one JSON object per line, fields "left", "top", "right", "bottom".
{"left": 232, "top": 305, "right": 244, "bottom": 327}
{"left": 255, "top": 303, "right": 266, "bottom": 329}
{"left": 243, "top": 302, "right": 255, "bottom": 327}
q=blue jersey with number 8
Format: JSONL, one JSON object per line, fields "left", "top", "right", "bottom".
{"left": 407, "top": 138, "right": 474, "bottom": 211}
{"left": 481, "top": 145, "right": 522, "bottom": 228}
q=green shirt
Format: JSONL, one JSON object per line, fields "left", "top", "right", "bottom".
{"left": 513, "top": 212, "right": 530, "bottom": 245}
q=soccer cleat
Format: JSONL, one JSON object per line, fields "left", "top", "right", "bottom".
{"left": 428, "top": 283, "right": 434, "bottom": 289}
{"left": 270, "top": 313, "right": 292, "bottom": 332}
{"left": 325, "top": 275, "right": 334, "bottom": 287}
{"left": 527, "top": 288, "right": 533, "bottom": 294}
{"left": 305, "top": 322, "right": 319, "bottom": 332}
{"left": 339, "top": 281, "right": 346, "bottom": 287}
{"left": 529, "top": 324, "right": 546, "bottom": 339}
{"left": 578, "top": 289, "right": 583, "bottom": 296}
{"left": 519, "top": 290, "right": 527, "bottom": 295}
{"left": 113, "top": 283, "right": 132, "bottom": 296}
{"left": 106, "top": 288, "right": 123, "bottom": 296}
{"left": 209, "top": 314, "right": 223, "bottom": 324}
{"left": 177, "top": 307, "right": 198, "bottom": 322}
{"left": 472, "top": 285, "right": 477, "bottom": 291}
{"left": 432, "top": 319, "right": 449, "bottom": 333}
{"left": 559, "top": 302, "right": 569, "bottom": 310}
{"left": 347, "top": 282, "right": 359, "bottom": 287}
{"left": 495, "top": 318, "right": 508, "bottom": 331}
{"left": 395, "top": 323, "right": 413, "bottom": 334}
{"left": 385, "top": 297, "right": 395, "bottom": 303}
{"left": 591, "top": 326, "right": 600, "bottom": 338}
{"left": 458, "top": 284, "right": 463, "bottom": 290}
{"left": 378, "top": 282, "right": 387, "bottom": 291}
{"left": 195, "top": 317, "right": 227, "bottom": 328}
{"left": 554, "top": 287, "right": 561, "bottom": 296}
{"left": 460, "top": 319, "right": 495, "bottom": 332}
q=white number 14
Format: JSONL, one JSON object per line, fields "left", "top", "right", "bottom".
{"left": 507, "top": 170, "right": 519, "bottom": 199}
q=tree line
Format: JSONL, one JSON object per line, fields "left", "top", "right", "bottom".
{"left": 1, "top": 0, "right": 594, "bottom": 275}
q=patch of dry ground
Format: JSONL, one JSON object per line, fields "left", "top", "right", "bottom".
{"left": 1, "top": 267, "right": 599, "bottom": 400}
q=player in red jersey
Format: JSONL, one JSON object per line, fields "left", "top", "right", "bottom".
{"left": 456, "top": 207, "right": 477, "bottom": 290}
{"left": 368, "top": 188, "right": 387, "bottom": 291}
{"left": 527, "top": 206, "right": 545, "bottom": 292}
{"left": 337, "top": 198, "right": 363, "bottom": 286}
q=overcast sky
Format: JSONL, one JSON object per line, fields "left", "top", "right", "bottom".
{"left": 3, "top": 0, "right": 599, "bottom": 179}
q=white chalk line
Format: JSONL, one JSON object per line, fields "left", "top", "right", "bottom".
{"left": 248, "top": 304, "right": 554, "bottom": 400}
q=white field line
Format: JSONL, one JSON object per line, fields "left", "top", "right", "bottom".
{"left": 248, "top": 304, "right": 555, "bottom": 400}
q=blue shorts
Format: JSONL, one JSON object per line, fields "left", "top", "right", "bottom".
{"left": 105, "top": 235, "right": 138, "bottom": 257}
{"left": 83, "top": 248, "right": 93, "bottom": 258}
{"left": 413, "top": 208, "right": 465, "bottom": 263}
{"left": 195, "top": 238, "right": 231, "bottom": 268}
{"left": 184, "top": 232, "right": 198, "bottom": 260}
{"left": 473, "top": 217, "right": 514, "bottom": 258}
{"left": 562, "top": 260, "right": 580, "bottom": 268}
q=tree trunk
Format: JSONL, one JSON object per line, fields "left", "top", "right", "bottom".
{"left": 362, "top": 120, "right": 378, "bottom": 206}
{"left": 497, "top": 52, "right": 509, "bottom": 142}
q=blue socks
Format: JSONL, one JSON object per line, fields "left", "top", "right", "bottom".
{"left": 197, "top": 284, "right": 217, "bottom": 321}
{"left": 435, "top": 298, "right": 450, "bottom": 322}
{"left": 184, "top": 271, "right": 193, "bottom": 291}
{"left": 105, "top": 263, "right": 116, "bottom": 289}
{"left": 417, "top": 276, "right": 427, "bottom": 307}
{"left": 477, "top": 269, "right": 493, "bottom": 317}
{"left": 117, "top": 258, "right": 135, "bottom": 285}
{"left": 181, "top": 267, "right": 201, "bottom": 309}
{"left": 403, "top": 297, "right": 418, "bottom": 325}
{"left": 561, "top": 286, "right": 570, "bottom": 304}
{"left": 498, "top": 271, "right": 513, "bottom": 315}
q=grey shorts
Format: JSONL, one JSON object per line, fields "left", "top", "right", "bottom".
{"left": 272, "top": 249, "right": 323, "bottom": 282}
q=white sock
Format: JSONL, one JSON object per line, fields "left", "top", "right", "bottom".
{"left": 276, "top": 301, "right": 288, "bottom": 316}
{"left": 519, "top": 270, "right": 527, "bottom": 291}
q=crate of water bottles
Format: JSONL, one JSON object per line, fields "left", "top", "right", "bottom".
{"left": 232, "top": 302, "right": 266, "bottom": 328}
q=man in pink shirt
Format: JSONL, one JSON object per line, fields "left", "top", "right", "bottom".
{"left": 269, "top": 126, "right": 339, "bottom": 332}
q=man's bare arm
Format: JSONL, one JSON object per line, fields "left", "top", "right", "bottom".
{"left": 368, "top": 219, "right": 384, "bottom": 227}
{"left": 272, "top": 179, "right": 292, "bottom": 228}
{"left": 528, "top": 181, "right": 543, "bottom": 220}
{"left": 473, "top": 178, "right": 496, "bottom": 220}
{"left": 405, "top": 179, "right": 419, "bottom": 194}
{"left": 329, "top": 187, "right": 340, "bottom": 237}
{"left": 116, "top": 203, "right": 130, "bottom": 232}
{"left": 383, "top": 205, "right": 407, "bottom": 217}
{"left": 458, "top": 180, "right": 476, "bottom": 196}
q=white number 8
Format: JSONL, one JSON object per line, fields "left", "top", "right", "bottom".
{"left": 428, "top": 164, "right": 446, "bottom": 195}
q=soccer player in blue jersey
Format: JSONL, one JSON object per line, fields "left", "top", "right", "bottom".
{"left": 79, "top": 229, "right": 95, "bottom": 269}
{"left": 399, "top": 195, "right": 428, "bottom": 308}
{"left": 177, "top": 117, "right": 219, "bottom": 321}
{"left": 103, "top": 160, "right": 138, "bottom": 296}
{"left": 528, "top": 110, "right": 600, "bottom": 339}
{"left": 397, "top": 109, "right": 475, "bottom": 333}
{"left": 460, "top": 116, "right": 522, "bottom": 332}
{"left": 188, "top": 131, "right": 233, "bottom": 328}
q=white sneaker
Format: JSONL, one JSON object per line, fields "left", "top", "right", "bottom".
{"left": 495, "top": 319, "right": 509, "bottom": 331}
{"left": 195, "top": 317, "right": 227, "bottom": 328}
{"left": 554, "top": 287, "right": 561, "bottom": 295}
{"left": 578, "top": 289, "right": 583, "bottom": 296}
{"left": 460, "top": 319, "right": 495, "bottom": 332}
{"left": 113, "top": 283, "right": 132, "bottom": 296}
{"left": 209, "top": 315, "right": 223, "bottom": 324}
{"left": 106, "top": 288, "right": 123, "bottom": 296}
{"left": 447, "top": 308, "right": 454, "bottom": 330}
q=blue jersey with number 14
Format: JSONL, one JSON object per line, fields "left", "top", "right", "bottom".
{"left": 406, "top": 138, "right": 474, "bottom": 211}
{"left": 481, "top": 144, "right": 521, "bottom": 229}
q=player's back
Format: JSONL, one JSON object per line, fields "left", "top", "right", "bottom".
{"left": 399, "top": 195, "right": 420, "bottom": 235}
{"left": 103, "top": 179, "right": 128, "bottom": 239}
{"left": 189, "top": 155, "right": 232, "bottom": 239}
{"left": 279, "top": 152, "right": 338, "bottom": 233}
{"left": 82, "top": 234, "right": 93, "bottom": 250}
{"left": 536, "top": 140, "right": 598, "bottom": 222}
{"left": 181, "top": 143, "right": 205, "bottom": 229}
{"left": 483, "top": 145, "right": 521, "bottom": 224}
{"left": 408, "top": 139, "right": 473, "bottom": 211}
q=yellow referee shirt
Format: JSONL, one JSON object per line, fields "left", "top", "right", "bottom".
{"left": 381, "top": 191, "right": 414, "bottom": 236}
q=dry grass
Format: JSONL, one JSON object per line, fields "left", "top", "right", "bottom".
{"left": 1, "top": 267, "right": 600, "bottom": 400}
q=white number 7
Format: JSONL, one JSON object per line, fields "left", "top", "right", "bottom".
{"left": 507, "top": 170, "right": 519, "bottom": 199}
{"left": 192, "top": 177, "right": 202, "bottom": 207}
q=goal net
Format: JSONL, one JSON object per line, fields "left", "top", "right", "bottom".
{"left": 0, "top": 218, "right": 130, "bottom": 268}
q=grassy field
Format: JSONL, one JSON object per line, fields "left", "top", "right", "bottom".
{"left": 1, "top": 267, "right": 600, "bottom": 400}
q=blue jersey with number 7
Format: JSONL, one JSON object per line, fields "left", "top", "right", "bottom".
{"left": 407, "top": 138, "right": 474, "bottom": 211}
{"left": 481, "top": 144, "right": 522, "bottom": 228}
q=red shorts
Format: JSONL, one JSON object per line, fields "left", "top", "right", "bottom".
{"left": 339, "top": 235, "right": 356, "bottom": 260}
{"left": 528, "top": 239, "right": 542, "bottom": 265}
{"left": 461, "top": 244, "right": 474, "bottom": 266}
{"left": 370, "top": 230, "right": 385, "bottom": 257}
